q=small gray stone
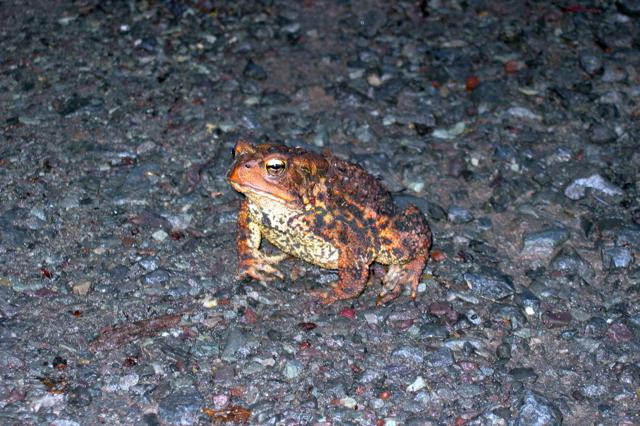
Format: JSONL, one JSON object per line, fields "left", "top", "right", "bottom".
{"left": 616, "top": 225, "right": 640, "bottom": 248}
{"left": 514, "top": 391, "right": 563, "bottom": 426}
{"left": 464, "top": 270, "right": 515, "bottom": 300}
{"left": 283, "top": 359, "right": 303, "bottom": 379}
{"left": 509, "top": 367, "right": 538, "bottom": 381}
{"left": 521, "top": 228, "right": 569, "bottom": 259}
{"left": 358, "top": 9, "right": 386, "bottom": 38}
{"left": 243, "top": 60, "right": 267, "bottom": 80}
{"left": 221, "top": 328, "right": 247, "bottom": 361}
{"left": 157, "top": 390, "right": 203, "bottom": 426}
{"left": 584, "top": 316, "right": 608, "bottom": 337}
{"left": 447, "top": 206, "right": 474, "bottom": 224}
{"left": 144, "top": 269, "right": 170, "bottom": 286}
{"left": 565, "top": 174, "right": 623, "bottom": 200}
{"left": 424, "top": 347, "right": 453, "bottom": 368}
{"left": 139, "top": 257, "right": 158, "bottom": 271}
{"left": 579, "top": 52, "right": 603, "bottom": 75}
{"left": 601, "top": 246, "right": 633, "bottom": 269}
{"left": 419, "top": 324, "right": 448, "bottom": 339}
{"left": 391, "top": 346, "right": 424, "bottom": 364}
{"left": 549, "top": 248, "right": 594, "bottom": 280}
{"left": 589, "top": 124, "right": 617, "bottom": 144}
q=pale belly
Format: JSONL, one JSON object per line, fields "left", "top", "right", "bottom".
{"left": 246, "top": 200, "right": 340, "bottom": 269}
{"left": 261, "top": 225, "right": 339, "bottom": 270}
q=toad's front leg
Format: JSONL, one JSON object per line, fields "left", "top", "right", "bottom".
{"left": 236, "top": 199, "right": 287, "bottom": 282}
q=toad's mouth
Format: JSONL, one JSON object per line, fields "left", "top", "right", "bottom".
{"left": 228, "top": 180, "right": 295, "bottom": 204}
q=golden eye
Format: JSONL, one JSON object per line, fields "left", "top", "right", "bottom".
{"left": 265, "top": 158, "right": 286, "bottom": 175}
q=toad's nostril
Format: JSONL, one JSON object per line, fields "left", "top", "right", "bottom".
{"left": 244, "top": 163, "right": 251, "bottom": 168}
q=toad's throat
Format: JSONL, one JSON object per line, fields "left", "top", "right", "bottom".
{"left": 229, "top": 181, "right": 297, "bottom": 205}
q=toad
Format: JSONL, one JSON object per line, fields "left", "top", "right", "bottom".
{"left": 226, "top": 140, "right": 432, "bottom": 304}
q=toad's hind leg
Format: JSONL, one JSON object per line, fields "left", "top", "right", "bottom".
{"left": 310, "top": 222, "right": 374, "bottom": 304}
{"left": 376, "top": 204, "right": 431, "bottom": 304}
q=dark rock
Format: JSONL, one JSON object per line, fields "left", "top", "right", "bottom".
{"left": 157, "top": 390, "right": 203, "bottom": 426}
{"left": 358, "top": 9, "right": 386, "bottom": 38}
{"left": 579, "top": 52, "right": 603, "bottom": 75}
{"left": 419, "top": 324, "right": 448, "bottom": 339}
{"left": 496, "top": 342, "right": 511, "bottom": 360}
{"left": 57, "top": 94, "right": 92, "bottom": 116}
{"left": 617, "top": 0, "right": 640, "bottom": 16}
{"left": 428, "top": 302, "right": 458, "bottom": 322}
{"left": 616, "top": 225, "right": 640, "bottom": 248}
{"left": 589, "top": 124, "right": 617, "bottom": 144}
{"left": 243, "top": 60, "right": 268, "bottom": 81}
{"left": 515, "top": 287, "right": 541, "bottom": 315}
{"left": 492, "top": 305, "right": 527, "bottom": 329}
{"left": 470, "top": 80, "right": 507, "bottom": 104}
{"left": 542, "top": 311, "right": 573, "bottom": 328}
{"left": 221, "top": 328, "right": 248, "bottom": 361}
{"left": 549, "top": 247, "right": 594, "bottom": 280}
{"left": 509, "top": 367, "right": 538, "bottom": 381}
{"left": 424, "top": 347, "right": 453, "bottom": 368}
{"left": 584, "top": 316, "right": 608, "bottom": 337}
{"left": 464, "top": 269, "right": 515, "bottom": 300}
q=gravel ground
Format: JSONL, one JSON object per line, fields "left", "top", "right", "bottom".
{"left": 1, "top": 1, "right": 639, "bottom": 425}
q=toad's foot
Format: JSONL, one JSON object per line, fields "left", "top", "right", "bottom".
{"left": 377, "top": 256, "right": 426, "bottom": 305}
{"left": 311, "top": 283, "right": 361, "bottom": 305}
{"left": 237, "top": 250, "right": 288, "bottom": 282}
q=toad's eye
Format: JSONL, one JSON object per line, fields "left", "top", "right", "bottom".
{"left": 265, "top": 158, "right": 286, "bottom": 175}
{"left": 231, "top": 148, "right": 236, "bottom": 158}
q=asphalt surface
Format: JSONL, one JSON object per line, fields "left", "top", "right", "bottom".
{"left": 1, "top": 1, "right": 639, "bottom": 425}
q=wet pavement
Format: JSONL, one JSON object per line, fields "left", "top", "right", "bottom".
{"left": 1, "top": 0, "right": 639, "bottom": 425}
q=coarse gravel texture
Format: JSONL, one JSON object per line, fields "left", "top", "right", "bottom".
{"left": 1, "top": 0, "right": 639, "bottom": 425}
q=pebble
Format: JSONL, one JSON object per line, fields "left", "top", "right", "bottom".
{"left": 447, "top": 206, "right": 474, "bottom": 224}
{"left": 157, "top": 390, "right": 203, "bottom": 426}
{"left": 72, "top": 281, "right": 92, "bottom": 296}
{"left": 464, "top": 270, "right": 515, "bottom": 300}
{"left": 521, "top": 228, "right": 569, "bottom": 259}
{"left": 221, "top": 328, "right": 248, "bottom": 362}
{"left": 432, "top": 122, "right": 465, "bottom": 140}
{"left": 152, "top": 230, "right": 169, "bottom": 242}
{"left": 506, "top": 106, "right": 542, "bottom": 121}
{"left": 607, "top": 322, "right": 633, "bottom": 343}
{"left": 514, "top": 391, "right": 563, "bottom": 426}
{"left": 424, "top": 347, "right": 453, "bottom": 368}
{"left": 391, "top": 346, "right": 424, "bottom": 364}
{"left": 406, "top": 376, "right": 426, "bottom": 392}
{"left": 243, "top": 60, "right": 267, "bottom": 80}
{"left": 548, "top": 248, "right": 594, "bottom": 280}
{"left": 579, "top": 52, "right": 603, "bottom": 75}
{"left": 509, "top": 367, "right": 538, "bottom": 381}
{"left": 589, "top": 124, "right": 617, "bottom": 144}
{"left": 283, "top": 359, "right": 303, "bottom": 379}
{"left": 564, "top": 174, "right": 624, "bottom": 200}
{"left": 601, "top": 246, "right": 633, "bottom": 269}
{"left": 144, "top": 269, "right": 170, "bottom": 286}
